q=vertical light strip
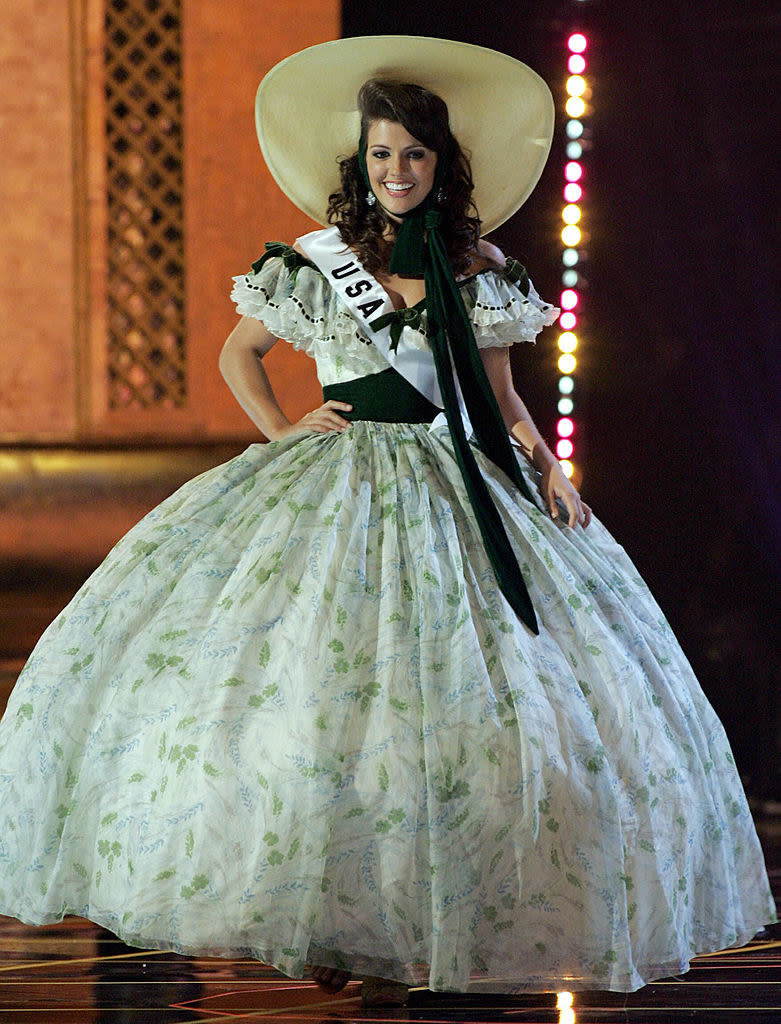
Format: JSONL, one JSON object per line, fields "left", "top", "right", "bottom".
{"left": 556, "top": 23, "right": 591, "bottom": 481}
{"left": 557, "top": 989, "right": 577, "bottom": 1024}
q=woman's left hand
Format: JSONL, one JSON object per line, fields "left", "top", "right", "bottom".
{"left": 540, "top": 459, "right": 592, "bottom": 528}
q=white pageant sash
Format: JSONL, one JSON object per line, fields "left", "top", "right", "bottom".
{"left": 297, "top": 227, "right": 459, "bottom": 427}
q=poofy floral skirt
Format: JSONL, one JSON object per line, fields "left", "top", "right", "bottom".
{"left": 0, "top": 422, "right": 774, "bottom": 992}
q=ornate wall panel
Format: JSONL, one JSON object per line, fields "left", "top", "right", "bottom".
{"left": 89, "top": 0, "right": 338, "bottom": 438}
{"left": 81, "top": 0, "right": 196, "bottom": 436}
{"left": 104, "top": 0, "right": 186, "bottom": 412}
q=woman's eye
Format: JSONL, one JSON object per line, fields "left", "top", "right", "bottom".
{"left": 409, "top": 151, "right": 426, "bottom": 160}
{"left": 370, "top": 150, "right": 389, "bottom": 159}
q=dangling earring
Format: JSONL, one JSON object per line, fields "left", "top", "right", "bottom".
{"left": 436, "top": 187, "right": 446, "bottom": 203}
{"left": 366, "top": 191, "right": 376, "bottom": 207}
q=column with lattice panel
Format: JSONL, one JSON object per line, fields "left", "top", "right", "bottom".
{"left": 104, "top": 0, "right": 186, "bottom": 414}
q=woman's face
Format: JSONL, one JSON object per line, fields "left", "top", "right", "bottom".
{"left": 365, "top": 119, "right": 437, "bottom": 220}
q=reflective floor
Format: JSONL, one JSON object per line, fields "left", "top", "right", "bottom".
{"left": 1, "top": 853, "right": 779, "bottom": 1023}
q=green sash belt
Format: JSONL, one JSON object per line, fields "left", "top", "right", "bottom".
{"left": 323, "top": 367, "right": 439, "bottom": 423}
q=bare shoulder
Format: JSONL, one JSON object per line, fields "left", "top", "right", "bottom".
{"left": 476, "top": 238, "right": 506, "bottom": 268}
{"left": 292, "top": 239, "right": 306, "bottom": 255}
{"left": 461, "top": 239, "right": 507, "bottom": 278}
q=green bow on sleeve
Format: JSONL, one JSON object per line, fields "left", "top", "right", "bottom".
{"left": 251, "top": 243, "right": 316, "bottom": 284}
{"left": 503, "top": 257, "right": 530, "bottom": 296}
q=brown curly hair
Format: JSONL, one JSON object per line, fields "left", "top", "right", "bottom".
{"left": 326, "top": 79, "right": 481, "bottom": 277}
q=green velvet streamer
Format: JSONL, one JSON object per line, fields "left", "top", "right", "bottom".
{"left": 251, "top": 183, "right": 541, "bottom": 629}
{"left": 420, "top": 209, "right": 538, "bottom": 633}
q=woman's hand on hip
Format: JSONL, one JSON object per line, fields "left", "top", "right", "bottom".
{"left": 270, "top": 400, "right": 353, "bottom": 440}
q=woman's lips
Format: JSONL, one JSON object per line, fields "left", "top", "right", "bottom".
{"left": 383, "top": 182, "right": 414, "bottom": 196}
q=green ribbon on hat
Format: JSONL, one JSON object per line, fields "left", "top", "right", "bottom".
{"left": 358, "top": 140, "right": 539, "bottom": 634}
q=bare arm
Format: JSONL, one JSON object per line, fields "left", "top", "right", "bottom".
{"left": 219, "top": 316, "right": 352, "bottom": 440}
{"left": 480, "top": 346, "right": 591, "bottom": 528}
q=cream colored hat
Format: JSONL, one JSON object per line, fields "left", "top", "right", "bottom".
{"left": 255, "top": 35, "right": 554, "bottom": 234}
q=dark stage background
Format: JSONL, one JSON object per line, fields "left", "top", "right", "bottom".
{"left": 342, "top": 0, "right": 780, "bottom": 795}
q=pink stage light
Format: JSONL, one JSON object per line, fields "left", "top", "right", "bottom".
{"left": 568, "top": 33, "right": 588, "bottom": 54}
{"left": 559, "top": 311, "right": 577, "bottom": 330}
{"left": 568, "top": 54, "right": 586, "bottom": 74}
{"left": 560, "top": 289, "right": 579, "bottom": 310}
{"left": 556, "top": 438, "right": 574, "bottom": 460}
{"left": 557, "top": 418, "right": 575, "bottom": 439}
{"left": 565, "top": 161, "right": 583, "bottom": 182}
{"left": 563, "top": 182, "right": 583, "bottom": 202}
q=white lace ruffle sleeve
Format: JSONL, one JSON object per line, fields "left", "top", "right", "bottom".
{"left": 230, "top": 258, "right": 336, "bottom": 354}
{"left": 230, "top": 252, "right": 393, "bottom": 383}
{"left": 462, "top": 267, "right": 561, "bottom": 349}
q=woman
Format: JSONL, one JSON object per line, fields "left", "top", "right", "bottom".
{"left": 0, "top": 36, "right": 774, "bottom": 1003}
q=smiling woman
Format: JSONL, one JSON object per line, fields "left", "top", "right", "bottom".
{"left": 365, "top": 119, "right": 438, "bottom": 216}
{"left": 325, "top": 77, "right": 482, "bottom": 278}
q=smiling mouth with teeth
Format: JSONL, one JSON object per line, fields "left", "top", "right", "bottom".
{"left": 384, "top": 182, "right": 414, "bottom": 194}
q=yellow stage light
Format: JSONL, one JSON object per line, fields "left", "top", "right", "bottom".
{"left": 558, "top": 332, "right": 578, "bottom": 353}
{"left": 561, "top": 225, "right": 581, "bottom": 246}
{"left": 566, "top": 96, "right": 586, "bottom": 118}
{"left": 558, "top": 353, "right": 577, "bottom": 374}
{"left": 566, "top": 75, "right": 586, "bottom": 98}
{"left": 562, "top": 203, "right": 582, "bottom": 224}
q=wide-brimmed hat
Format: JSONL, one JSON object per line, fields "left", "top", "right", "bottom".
{"left": 255, "top": 35, "right": 554, "bottom": 234}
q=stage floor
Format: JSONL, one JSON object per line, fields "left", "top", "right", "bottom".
{"left": 1, "top": 848, "right": 778, "bottom": 1024}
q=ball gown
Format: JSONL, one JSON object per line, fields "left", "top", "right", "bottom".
{"left": 0, "top": 250, "right": 774, "bottom": 992}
